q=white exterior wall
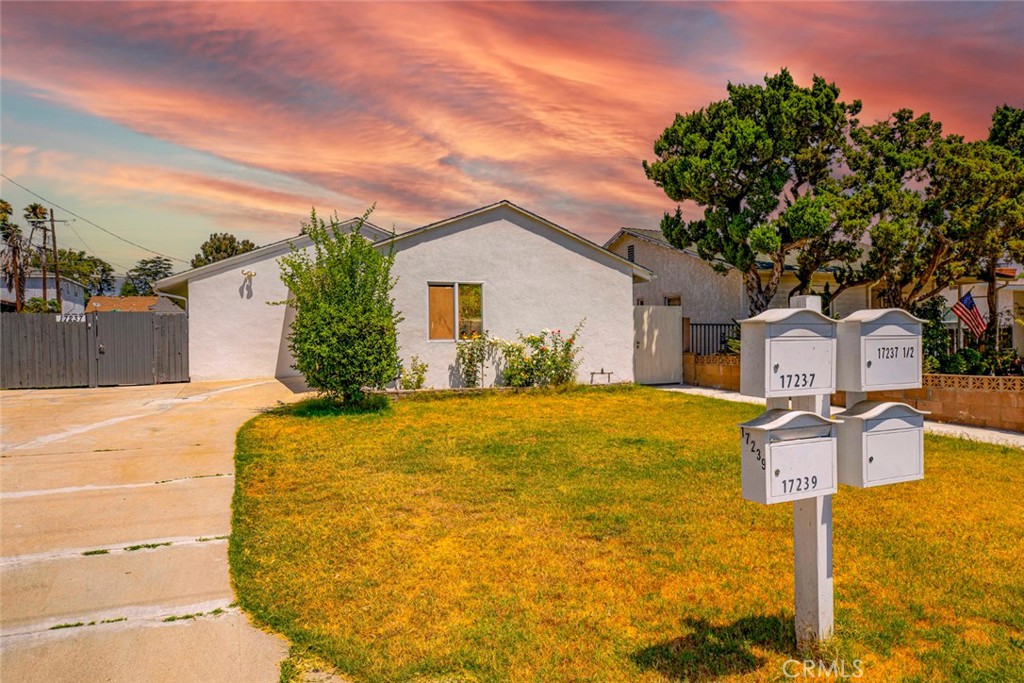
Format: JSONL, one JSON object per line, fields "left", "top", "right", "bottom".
{"left": 181, "top": 206, "right": 637, "bottom": 385}
{"left": 183, "top": 245, "right": 297, "bottom": 381}
{"left": 392, "top": 207, "right": 635, "bottom": 387}
{"left": 606, "top": 235, "right": 745, "bottom": 324}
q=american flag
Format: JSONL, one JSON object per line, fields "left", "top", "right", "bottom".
{"left": 952, "top": 292, "right": 987, "bottom": 338}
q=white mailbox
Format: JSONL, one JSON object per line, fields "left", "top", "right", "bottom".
{"left": 740, "top": 309, "right": 837, "bottom": 398}
{"left": 834, "top": 402, "right": 925, "bottom": 488}
{"left": 836, "top": 309, "right": 925, "bottom": 392}
{"left": 739, "top": 410, "right": 839, "bottom": 505}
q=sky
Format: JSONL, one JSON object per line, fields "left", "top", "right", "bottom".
{"left": 2, "top": 1, "right": 1022, "bottom": 274}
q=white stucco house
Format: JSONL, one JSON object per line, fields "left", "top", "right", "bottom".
{"left": 154, "top": 201, "right": 651, "bottom": 386}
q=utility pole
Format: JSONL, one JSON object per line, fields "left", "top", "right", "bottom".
{"left": 39, "top": 222, "right": 48, "bottom": 303}
{"left": 50, "top": 209, "right": 62, "bottom": 309}
{"left": 13, "top": 246, "right": 22, "bottom": 312}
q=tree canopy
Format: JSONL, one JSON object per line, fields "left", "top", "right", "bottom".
{"left": 646, "top": 75, "right": 1024, "bottom": 318}
{"left": 191, "top": 232, "right": 257, "bottom": 268}
{"left": 29, "top": 248, "right": 115, "bottom": 298}
{"left": 121, "top": 256, "right": 174, "bottom": 296}
{"left": 644, "top": 69, "right": 864, "bottom": 314}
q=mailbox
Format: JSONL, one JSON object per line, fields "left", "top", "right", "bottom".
{"left": 739, "top": 410, "right": 839, "bottom": 505}
{"left": 740, "top": 309, "right": 837, "bottom": 398}
{"left": 836, "top": 309, "right": 925, "bottom": 392}
{"left": 834, "top": 402, "right": 925, "bottom": 488}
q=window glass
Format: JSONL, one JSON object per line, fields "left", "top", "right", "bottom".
{"left": 428, "top": 285, "right": 455, "bottom": 340}
{"left": 458, "top": 283, "right": 483, "bottom": 338}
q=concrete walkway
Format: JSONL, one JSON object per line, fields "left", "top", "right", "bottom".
{"left": 661, "top": 385, "right": 1024, "bottom": 448}
{"left": 1, "top": 379, "right": 309, "bottom": 682}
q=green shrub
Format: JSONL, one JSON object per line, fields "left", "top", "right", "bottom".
{"left": 277, "top": 207, "right": 402, "bottom": 403}
{"left": 399, "top": 355, "right": 428, "bottom": 390}
{"left": 23, "top": 297, "right": 59, "bottom": 313}
{"left": 500, "top": 322, "right": 584, "bottom": 387}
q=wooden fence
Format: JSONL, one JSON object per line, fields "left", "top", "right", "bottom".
{"left": 1, "top": 312, "right": 188, "bottom": 389}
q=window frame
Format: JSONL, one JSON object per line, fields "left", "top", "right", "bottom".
{"left": 427, "top": 281, "right": 485, "bottom": 342}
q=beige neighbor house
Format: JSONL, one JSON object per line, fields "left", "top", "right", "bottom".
{"left": 604, "top": 228, "right": 872, "bottom": 323}
{"left": 605, "top": 228, "right": 1024, "bottom": 355}
{"left": 155, "top": 201, "right": 652, "bottom": 387}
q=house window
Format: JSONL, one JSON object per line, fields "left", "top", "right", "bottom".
{"left": 665, "top": 296, "right": 681, "bottom": 306}
{"left": 428, "top": 285, "right": 455, "bottom": 339}
{"left": 627, "top": 244, "right": 635, "bottom": 263}
{"left": 428, "top": 283, "right": 483, "bottom": 340}
{"left": 636, "top": 298, "right": 645, "bottom": 306}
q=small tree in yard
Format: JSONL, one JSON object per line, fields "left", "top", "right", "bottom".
{"left": 278, "top": 206, "right": 401, "bottom": 404}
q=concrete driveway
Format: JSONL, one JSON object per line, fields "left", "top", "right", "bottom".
{"left": 1, "top": 379, "right": 308, "bottom": 682}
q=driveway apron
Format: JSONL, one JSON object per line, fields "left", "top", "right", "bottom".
{"left": 1, "top": 379, "right": 304, "bottom": 682}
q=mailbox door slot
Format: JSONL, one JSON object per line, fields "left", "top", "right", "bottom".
{"left": 863, "top": 426, "right": 924, "bottom": 484}
{"left": 766, "top": 338, "right": 835, "bottom": 397}
{"left": 862, "top": 336, "right": 922, "bottom": 389}
{"left": 768, "top": 438, "right": 837, "bottom": 502}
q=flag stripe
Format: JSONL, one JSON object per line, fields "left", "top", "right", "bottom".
{"left": 952, "top": 293, "right": 987, "bottom": 338}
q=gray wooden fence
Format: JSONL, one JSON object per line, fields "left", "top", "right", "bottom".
{"left": 1, "top": 312, "right": 188, "bottom": 389}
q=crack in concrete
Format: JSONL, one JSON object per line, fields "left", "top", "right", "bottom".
{"left": 1, "top": 599, "right": 236, "bottom": 642}
{"left": 0, "top": 534, "right": 230, "bottom": 568}
{"left": 1, "top": 473, "right": 233, "bottom": 500}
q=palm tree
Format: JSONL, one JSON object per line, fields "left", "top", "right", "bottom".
{"left": 1, "top": 201, "right": 26, "bottom": 311}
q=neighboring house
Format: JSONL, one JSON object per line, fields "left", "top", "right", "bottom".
{"left": 605, "top": 228, "right": 745, "bottom": 323}
{"left": 87, "top": 296, "right": 184, "bottom": 313}
{"left": 605, "top": 228, "right": 870, "bottom": 322}
{"left": 606, "top": 227, "right": 1024, "bottom": 354}
{"left": 155, "top": 201, "right": 651, "bottom": 386}
{"left": 0, "top": 271, "right": 87, "bottom": 314}
{"left": 936, "top": 268, "right": 1024, "bottom": 353}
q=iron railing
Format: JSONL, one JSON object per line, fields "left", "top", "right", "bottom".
{"left": 690, "top": 322, "right": 740, "bottom": 356}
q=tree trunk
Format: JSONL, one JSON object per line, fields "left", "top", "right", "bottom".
{"left": 745, "top": 269, "right": 768, "bottom": 316}
{"left": 744, "top": 259, "right": 785, "bottom": 316}
{"left": 986, "top": 261, "right": 1000, "bottom": 349}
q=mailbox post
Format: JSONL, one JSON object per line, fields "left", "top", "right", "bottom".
{"left": 739, "top": 296, "right": 926, "bottom": 646}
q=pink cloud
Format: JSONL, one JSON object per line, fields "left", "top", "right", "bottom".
{"left": 3, "top": 1, "right": 1021, "bottom": 254}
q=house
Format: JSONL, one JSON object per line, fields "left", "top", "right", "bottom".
{"left": 606, "top": 227, "right": 1024, "bottom": 355}
{"left": 604, "top": 228, "right": 745, "bottom": 323}
{"left": 0, "top": 270, "right": 87, "bottom": 314}
{"left": 87, "top": 295, "right": 184, "bottom": 313}
{"left": 936, "top": 269, "right": 1024, "bottom": 352}
{"left": 604, "top": 228, "right": 871, "bottom": 321}
{"left": 154, "top": 201, "right": 651, "bottom": 386}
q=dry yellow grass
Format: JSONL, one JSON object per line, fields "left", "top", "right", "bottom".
{"left": 231, "top": 386, "right": 1024, "bottom": 682}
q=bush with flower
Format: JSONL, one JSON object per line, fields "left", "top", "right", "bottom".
{"left": 501, "top": 321, "right": 584, "bottom": 387}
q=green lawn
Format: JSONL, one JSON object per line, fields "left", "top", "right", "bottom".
{"left": 230, "top": 386, "right": 1024, "bottom": 683}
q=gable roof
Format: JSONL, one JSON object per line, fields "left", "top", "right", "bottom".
{"left": 154, "top": 217, "right": 389, "bottom": 291}
{"left": 606, "top": 226, "right": 832, "bottom": 274}
{"left": 380, "top": 200, "right": 651, "bottom": 280}
{"left": 156, "top": 201, "right": 651, "bottom": 290}
{"left": 605, "top": 227, "right": 735, "bottom": 270}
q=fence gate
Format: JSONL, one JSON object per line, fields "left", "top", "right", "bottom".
{"left": 1, "top": 312, "right": 188, "bottom": 390}
{"left": 633, "top": 305, "right": 683, "bottom": 385}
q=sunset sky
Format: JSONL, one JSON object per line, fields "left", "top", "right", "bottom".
{"left": 2, "top": 1, "right": 1022, "bottom": 273}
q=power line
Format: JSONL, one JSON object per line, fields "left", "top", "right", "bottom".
{"left": 62, "top": 220, "right": 133, "bottom": 273}
{"left": 1, "top": 173, "right": 189, "bottom": 264}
